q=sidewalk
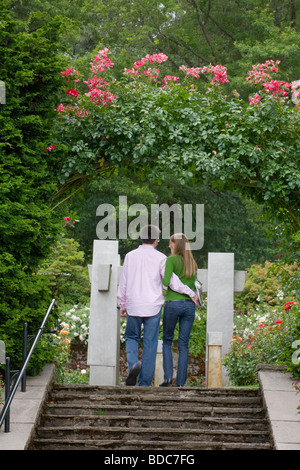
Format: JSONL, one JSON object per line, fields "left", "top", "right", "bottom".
{"left": 0, "top": 363, "right": 55, "bottom": 450}
{"left": 258, "top": 365, "right": 300, "bottom": 450}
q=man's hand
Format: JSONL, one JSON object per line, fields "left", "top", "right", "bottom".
{"left": 120, "top": 309, "right": 127, "bottom": 318}
{"left": 191, "top": 294, "right": 199, "bottom": 306}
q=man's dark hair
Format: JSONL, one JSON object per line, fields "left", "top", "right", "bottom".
{"left": 140, "top": 225, "right": 161, "bottom": 244}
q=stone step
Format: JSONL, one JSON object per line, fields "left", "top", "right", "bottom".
{"left": 41, "top": 413, "right": 269, "bottom": 431}
{"left": 32, "top": 437, "right": 273, "bottom": 451}
{"left": 52, "top": 384, "right": 261, "bottom": 398}
{"left": 35, "top": 425, "right": 271, "bottom": 444}
{"left": 45, "top": 402, "right": 266, "bottom": 418}
{"left": 29, "top": 384, "right": 274, "bottom": 450}
{"left": 50, "top": 391, "right": 262, "bottom": 408}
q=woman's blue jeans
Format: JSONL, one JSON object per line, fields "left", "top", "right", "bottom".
{"left": 125, "top": 310, "right": 161, "bottom": 386}
{"left": 162, "top": 300, "right": 195, "bottom": 386}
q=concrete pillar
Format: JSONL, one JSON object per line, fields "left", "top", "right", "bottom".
{"left": 154, "top": 340, "right": 164, "bottom": 387}
{"left": 87, "top": 240, "right": 120, "bottom": 385}
{"left": 206, "top": 253, "right": 234, "bottom": 386}
{"left": 207, "top": 332, "right": 222, "bottom": 388}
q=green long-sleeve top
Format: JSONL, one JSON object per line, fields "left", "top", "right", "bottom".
{"left": 162, "top": 254, "right": 196, "bottom": 301}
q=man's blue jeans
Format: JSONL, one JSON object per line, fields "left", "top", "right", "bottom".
{"left": 162, "top": 300, "right": 195, "bottom": 386}
{"left": 125, "top": 310, "right": 161, "bottom": 386}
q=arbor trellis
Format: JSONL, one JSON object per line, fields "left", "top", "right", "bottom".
{"left": 52, "top": 50, "right": 300, "bottom": 232}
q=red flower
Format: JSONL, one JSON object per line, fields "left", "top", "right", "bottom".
{"left": 64, "top": 216, "right": 76, "bottom": 227}
{"left": 45, "top": 144, "right": 56, "bottom": 152}
{"left": 66, "top": 88, "right": 79, "bottom": 98}
{"left": 284, "top": 301, "right": 295, "bottom": 310}
{"left": 249, "top": 93, "right": 261, "bottom": 105}
{"left": 61, "top": 67, "right": 78, "bottom": 77}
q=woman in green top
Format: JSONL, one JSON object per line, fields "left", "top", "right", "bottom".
{"left": 161, "top": 233, "right": 197, "bottom": 387}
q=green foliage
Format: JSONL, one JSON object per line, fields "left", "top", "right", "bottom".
{"left": 187, "top": 310, "right": 207, "bottom": 358}
{"left": 58, "top": 304, "right": 90, "bottom": 344}
{"left": 53, "top": 51, "right": 300, "bottom": 235}
{"left": 37, "top": 237, "right": 90, "bottom": 306}
{"left": 234, "top": 261, "right": 300, "bottom": 313}
{"left": 13, "top": 0, "right": 300, "bottom": 85}
{"left": 70, "top": 173, "right": 279, "bottom": 270}
{"left": 270, "top": 230, "right": 300, "bottom": 300}
{"left": 57, "top": 366, "right": 89, "bottom": 384}
{"left": 233, "top": 7, "right": 300, "bottom": 96}
{"left": 69, "top": 175, "right": 157, "bottom": 262}
{"left": 225, "top": 262, "right": 300, "bottom": 385}
{"left": 0, "top": 3, "right": 67, "bottom": 373}
{"left": 224, "top": 302, "right": 300, "bottom": 385}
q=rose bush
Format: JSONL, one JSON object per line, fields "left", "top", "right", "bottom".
{"left": 224, "top": 300, "right": 299, "bottom": 385}
{"left": 50, "top": 51, "right": 300, "bottom": 231}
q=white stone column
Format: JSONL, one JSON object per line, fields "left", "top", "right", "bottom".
{"left": 87, "top": 240, "right": 120, "bottom": 385}
{"left": 204, "top": 253, "right": 246, "bottom": 386}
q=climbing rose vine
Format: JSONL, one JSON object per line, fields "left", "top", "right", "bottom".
{"left": 50, "top": 50, "right": 300, "bottom": 229}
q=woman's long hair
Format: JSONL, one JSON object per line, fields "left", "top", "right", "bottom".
{"left": 170, "top": 233, "right": 197, "bottom": 278}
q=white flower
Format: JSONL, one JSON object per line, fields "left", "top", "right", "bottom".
{"left": 277, "top": 290, "right": 284, "bottom": 300}
{"left": 71, "top": 315, "right": 81, "bottom": 322}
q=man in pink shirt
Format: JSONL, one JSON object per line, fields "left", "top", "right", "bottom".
{"left": 117, "top": 225, "right": 197, "bottom": 386}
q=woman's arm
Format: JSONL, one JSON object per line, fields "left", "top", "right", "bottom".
{"left": 161, "top": 256, "right": 174, "bottom": 287}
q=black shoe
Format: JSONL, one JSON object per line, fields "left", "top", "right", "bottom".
{"left": 159, "top": 380, "right": 172, "bottom": 387}
{"left": 126, "top": 363, "right": 141, "bottom": 386}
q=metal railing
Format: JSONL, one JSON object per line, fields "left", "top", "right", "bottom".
{"left": 0, "top": 299, "right": 56, "bottom": 432}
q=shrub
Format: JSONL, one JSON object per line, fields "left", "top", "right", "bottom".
{"left": 234, "top": 261, "right": 299, "bottom": 313}
{"left": 224, "top": 301, "right": 299, "bottom": 385}
{"left": 37, "top": 237, "right": 90, "bottom": 306}
{"left": 58, "top": 304, "right": 90, "bottom": 344}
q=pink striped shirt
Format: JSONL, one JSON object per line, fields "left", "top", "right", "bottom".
{"left": 117, "top": 245, "right": 195, "bottom": 317}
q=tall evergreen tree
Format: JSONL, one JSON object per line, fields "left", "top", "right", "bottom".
{"left": 0, "top": 1, "right": 66, "bottom": 371}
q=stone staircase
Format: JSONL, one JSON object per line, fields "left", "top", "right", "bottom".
{"left": 29, "top": 384, "right": 274, "bottom": 450}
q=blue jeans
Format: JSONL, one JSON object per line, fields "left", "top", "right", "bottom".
{"left": 163, "top": 300, "right": 195, "bottom": 386}
{"left": 125, "top": 310, "right": 161, "bottom": 386}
